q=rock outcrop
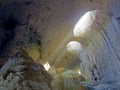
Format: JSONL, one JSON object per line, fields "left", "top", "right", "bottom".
{"left": 0, "top": 57, "right": 52, "bottom": 90}
{"left": 50, "top": 68, "right": 88, "bottom": 90}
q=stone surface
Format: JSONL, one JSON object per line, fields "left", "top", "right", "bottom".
{"left": 0, "top": 0, "right": 120, "bottom": 90}
{"left": 0, "top": 57, "right": 52, "bottom": 90}
{"left": 51, "top": 69, "right": 88, "bottom": 90}
{"left": 0, "top": 0, "right": 118, "bottom": 68}
{"left": 70, "top": 3, "right": 120, "bottom": 90}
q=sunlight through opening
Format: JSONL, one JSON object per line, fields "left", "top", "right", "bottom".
{"left": 78, "top": 70, "right": 81, "bottom": 75}
{"left": 73, "top": 10, "right": 97, "bottom": 37}
{"left": 67, "top": 41, "right": 82, "bottom": 56}
{"left": 44, "top": 62, "right": 51, "bottom": 71}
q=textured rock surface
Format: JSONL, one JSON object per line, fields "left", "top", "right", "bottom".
{"left": 71, "top": 2, "right": 120, "bottom": 90}
{"left": 0, "top": 0, "right": 119, "bottom": 68}
{"left": 0, "top": 0, "right": 120, "bottom": 90}
{"left": 51, "top": 69, "right": 88, "bottom": 90}
{"left": 0, "top": 57, "right": 52, "bottom": 90}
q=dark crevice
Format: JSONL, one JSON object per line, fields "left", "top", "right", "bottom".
{"left": 0, "top": 14, "right": 18, "bottom": 59}
{"left": 3, "top": 14, "right": 18, "bottom": 30}
{"left": 25, "top": 1, "right": 32, "bottom": 5}
{"left": 116, "top": 17, "right": 120, "bottom": 24}
{"left": 116, "top": 17, "right": 120, "bottom": 20}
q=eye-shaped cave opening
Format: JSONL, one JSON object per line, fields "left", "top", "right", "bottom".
{"left": 43, "top": 10, "right": 98, "bottom": 90}
{"left": 0, "top": 0, "right": 120, "bottom": 90}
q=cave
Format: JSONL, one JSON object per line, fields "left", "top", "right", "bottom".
{"left": 0, "top": 0, "right": 120, "bottom": 90}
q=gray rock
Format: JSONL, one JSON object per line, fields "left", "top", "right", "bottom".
{"left": 0, "top": 57, "right": 52, "bottom": 90}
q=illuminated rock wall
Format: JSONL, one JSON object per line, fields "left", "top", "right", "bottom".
{"left": 72, "top": 6, "right": 120, "bottom": 90}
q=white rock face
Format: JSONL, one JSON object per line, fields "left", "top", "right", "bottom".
{"left": 74, "top": 8, "right": 120, "bottom": 90}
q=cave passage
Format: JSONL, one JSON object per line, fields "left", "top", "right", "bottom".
{"left": 0, "top": 0, "right": 120, "bottom": 90}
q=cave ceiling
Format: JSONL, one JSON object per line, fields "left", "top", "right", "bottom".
{"left": 0, "top": 0, "right": 120, "bottom": 70}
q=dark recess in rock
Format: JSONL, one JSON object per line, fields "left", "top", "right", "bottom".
{"left": 0, "top": 14, "right": 18, "bottom": 57}
{"left": 25, "top": 1, "right": 32, "bottom": 5}
{"left": 0, "top": 12, "right": 19, "bottom": 68}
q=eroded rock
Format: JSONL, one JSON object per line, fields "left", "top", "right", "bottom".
{"left": 0, "top": 57, "right": 52, "bottom": 90}
{"left": 50, "top": 68, "right": 88, "bottom": 90}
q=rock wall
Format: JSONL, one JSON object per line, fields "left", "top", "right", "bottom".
{"left": 0, "top": 0, "right": 120, "bottom": 90}
{"left": 69, "top": 1, "right": 120, "bottom": 90}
